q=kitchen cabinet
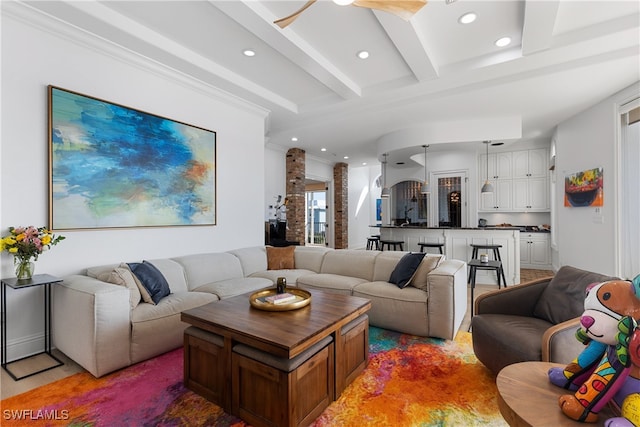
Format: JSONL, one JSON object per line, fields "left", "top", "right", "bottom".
{"left": 520, "top": 233, "right": 550, "bottom": 269}
{"left": 513, "top": 177, "right": 549, "bottom": 211}
{"left": 513, "top": 149, "right": 548, "bottom": 178}
{"left": 480, "top": 179, "right": 512, "bottom": 211}
{"left": 481, "top": 152, "right": 512, "bottom": 180}
{"left": 479, "top": 147, "right": 550, "bottom": 212}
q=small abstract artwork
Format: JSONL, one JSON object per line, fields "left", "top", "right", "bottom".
{"left": 48, "top": 86, "right": 216, "bottom": 230}
{"left": 376, "top": 198, "right": 382, "bottom": 221}
{"left": 564, "top": 167, "right": 603, "bottom": 207}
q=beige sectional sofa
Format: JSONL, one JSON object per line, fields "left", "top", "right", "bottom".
{"left": 52, "top": 246, "right": 467, "bottom": 377}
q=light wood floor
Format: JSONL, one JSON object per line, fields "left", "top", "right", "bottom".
{"left": 0, "top": 268, "right": 553, "bottom": 400}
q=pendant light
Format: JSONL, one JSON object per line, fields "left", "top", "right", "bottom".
{"left": 380, "top": 153, "right": 390, "bottom": 198}
{"left": 420, "top": 145, "right": 430, "bottom": 194}
{"left": 481, "top": 141, "right": 494, "bottom": 193}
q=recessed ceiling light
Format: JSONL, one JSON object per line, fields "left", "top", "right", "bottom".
{"left": 458, "top": 12, "right": 476, "bottom": 24}
{"left": 333, "top": 0, "right": 355, "bottom": 5}
{"left": 495, "top": 37, "right": 511, "bottom": 47}
{"left": 321, "top": 148, "right": 327, "bottom": 152}
{"left": 242, "top": 49, "right": 255, "bottom": 57}
{"left": 291, "top": 137, "right": 298, "bottom": 142}
{"left": 357, "top": 50, "right": 370, "bottom": 60}
{"left": 362, "top": 162, "right": 367, "bottom": 166}
{"left": 343, "top": 156, "right": 349, "bottom": 159}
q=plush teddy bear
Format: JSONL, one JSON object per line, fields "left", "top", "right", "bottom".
{"left": 547, "top": 275, "right": 640, "bottom": 423}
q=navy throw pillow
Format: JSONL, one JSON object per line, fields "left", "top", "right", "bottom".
{"left": 389, "top": 252, "right": 426, "bottom": 288}
{"left": 128, "top": 261, "right": 171, "bottom": 304}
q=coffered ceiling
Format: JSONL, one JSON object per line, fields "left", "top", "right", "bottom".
{"left": 17, "top": 0, "right": 640, "bottom": 167}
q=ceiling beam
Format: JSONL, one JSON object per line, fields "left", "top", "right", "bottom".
{"left": 522, "top": 0, "right": 560, "bottom": 56}
{"left": 213, "top": 1, "right": 362, "bottom": 100}
{"left": 61, "top": 0, "right": 298, "bottom": 112}
{"left": 373, "top": 10, "right": 439, "bottom": 81}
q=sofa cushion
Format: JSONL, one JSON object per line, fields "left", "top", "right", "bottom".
{"left": 250, "top": 269, "right": 316, "bottom": 285}
{"left": 192, "top": 277, "right": 272, "bottom": 299}
{"left": 471, "top": 314, "right": 553, "bottom": 374}
{"left": 228, "top": 246, "right": 268, "bottom": 276}
{"left": 128, "top": 261, "right": 171, "bottom": 305}
{"left": 102, "top": 265, "right": 142, "bottom": 310}
{"left": 320, "top": 250, "right": 378, "bottom": 281}
{"left": 372, "top": 251, "right": 405, "bottom": 282}
{"left": 146, "top": 259, "right": 188, "bottom": 294}
{"left": 294, "top": 246, "right": 332, "bottom": 272}
{"left": 533, "top": 266, "right": 617, "bottom": 324}
{"left": 352, "top": 281, "right": 429, "bottom": 337}
{"left": 409, "top": 254, "right": 445, "bottom": 291}
{"left": 296, "top": 273, "right": 368, "bottom": 295}
{"left": 389, "top": 252, "right": 425, "bottom": 288}
{"left": 173, "top": 253, "right": 244, "bottom": 291}
{"left": 130, "top": 291, "right": 218, "bottom": 364}
{"left": 266, "top": 246, "right": 296, "bottom": 270}
{"left": 131, "top": 291, "right": 218, "bottom": 323}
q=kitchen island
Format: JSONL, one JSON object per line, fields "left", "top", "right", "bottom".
{"left": 374, "top": 225, "right": 521, "bottom": 285}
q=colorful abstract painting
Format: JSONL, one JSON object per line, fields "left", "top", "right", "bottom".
{"left": 48, "top": 86, "right": 216, "bottom": 230}
{"left": 564, "top": 167, "right": 603, "bottom": 207}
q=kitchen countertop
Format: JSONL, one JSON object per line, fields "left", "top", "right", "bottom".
{"left": 370, "top": 225, "right": 550, "bottom": 233}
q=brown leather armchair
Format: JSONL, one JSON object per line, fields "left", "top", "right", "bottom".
{"left": 470, "top": 266, "right": 617, "bottom": 375}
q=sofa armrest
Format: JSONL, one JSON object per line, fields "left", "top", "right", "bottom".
{"left": 427, "top": 259, "right": 467, "bottom": 340}
{"left": 53, "top": 275, "right": 131, "bottom": 377}
{"left": 542, "top": 317, "right": 583, "bottom": 364}
{"left": 474, "top": 277, "right": 552, "bottom": 317}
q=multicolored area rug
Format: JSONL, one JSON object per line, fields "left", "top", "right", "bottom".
{"left": 1, "top": 328, "right": 507, "bottom": 426}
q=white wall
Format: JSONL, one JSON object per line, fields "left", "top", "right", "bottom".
{"left": 553, "top": 82, "right": 640, "bottom": 276}
{"left": 348, "top": 165, "right": 379, "bottom": 249}
{"left": 1, "top": 8, "right": 267, "bottom": 359}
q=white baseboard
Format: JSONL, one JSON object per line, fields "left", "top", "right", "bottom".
{"left": 3, "top": 332, "right": 45, "bottom": 363}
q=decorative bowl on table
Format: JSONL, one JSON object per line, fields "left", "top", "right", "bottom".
{"left": 249, "top": 287, "right": 312, "bottom": 311}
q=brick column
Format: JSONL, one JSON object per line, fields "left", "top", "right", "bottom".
{"left": 285, "top": 148, "right": 305, "bottom": 245}
{"left": 333, "top": 162, "right": 348, "bottom": 249}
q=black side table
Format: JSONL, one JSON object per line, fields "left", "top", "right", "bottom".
{"left": 1, "top": 274, "right": 64, "bottom": 380}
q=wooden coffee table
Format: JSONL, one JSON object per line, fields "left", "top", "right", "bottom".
{"left": 497, "top": 361, "right": 615, "bottom": 427}
{"left": 181, "top": 289, "right": 371, "bottom": 425}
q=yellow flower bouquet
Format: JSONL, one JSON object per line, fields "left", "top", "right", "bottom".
{"left": 1, "top": 226, "right": 65, "bottom": 279}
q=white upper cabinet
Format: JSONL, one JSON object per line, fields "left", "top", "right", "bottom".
{"left": 479, "top": 147, "right": 550, "bottom": 212}
{"left": 513, "top": 149, "right": 548, "bottom": 178}
{"left": 484, "top": 152, "right": 512, "bottom": 180}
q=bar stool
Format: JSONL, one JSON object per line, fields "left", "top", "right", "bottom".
{"left": 468, "top": 259, "right": 505, "bottom": 317}
{"left": 366, "top": 235, "right": 380, "bottom": 250}
{"left": 418, "top": 242, "right": 444, "bottom": 254}
{"left": 380, "top": 240, "right": 404, "bottom": 251}
{"left": 469, "top": 244, "right": 507, "bottom": 285}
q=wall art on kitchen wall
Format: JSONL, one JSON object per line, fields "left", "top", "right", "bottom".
{"left": 48, "top": 86, "right": 216, "bottom": 230}
{"left": 564, "top": 167, "right": 603, "bottom": 207}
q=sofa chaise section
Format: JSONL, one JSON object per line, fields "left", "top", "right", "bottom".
{"left": 351, "top": 252, "right": 467, "bottom": 339}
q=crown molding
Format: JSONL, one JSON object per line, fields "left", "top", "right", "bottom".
{"left": 3, "top": 1, "right": 271, "bottom": 120}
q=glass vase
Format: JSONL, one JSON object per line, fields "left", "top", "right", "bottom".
{"left": 14, "top": 258, "right": 35, "bottom": 280}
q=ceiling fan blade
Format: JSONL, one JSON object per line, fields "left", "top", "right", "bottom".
{"left": 273, "top": 0, "right": 318, "bottom": 28}
{"left": 353, "top": 0, "right": 427, "bottom": 21}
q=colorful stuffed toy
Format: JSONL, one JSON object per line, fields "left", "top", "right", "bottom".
{"left": 548, "top": 275, "right": 640, "bottom": 423}
{"left": 605, "top": 307, "right": 640, "bottom": 427}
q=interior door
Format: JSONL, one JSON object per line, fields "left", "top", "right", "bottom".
{"left": 431, "top": 171, "right": 468, "bottom": 228}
